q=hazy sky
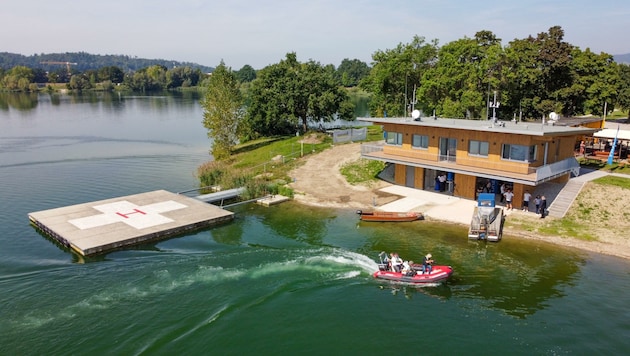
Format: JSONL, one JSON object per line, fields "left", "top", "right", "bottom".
{"left": 2, "top": 0, "right": 628, "bottom": 69}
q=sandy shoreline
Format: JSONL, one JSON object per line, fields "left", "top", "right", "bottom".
{"left": 288, "top": 142, "right": 630, "bottom": 260}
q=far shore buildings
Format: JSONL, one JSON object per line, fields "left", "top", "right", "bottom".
{"left": 357, "top": 115, "right": 603, "bottom": 208}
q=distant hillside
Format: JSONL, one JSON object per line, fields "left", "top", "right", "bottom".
{"left": 614, "top": 53, "right": 630, "bottom": 64}
{"left": 0, "top": 52, "right": 214, "bottom": 73}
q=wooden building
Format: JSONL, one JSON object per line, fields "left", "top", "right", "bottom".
{"left": 358, "top": 116, "right": 600, "bottom": 208}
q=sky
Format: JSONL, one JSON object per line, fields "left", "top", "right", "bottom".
{"left": 2, "top": 0, "right": 629, "bottom": 69}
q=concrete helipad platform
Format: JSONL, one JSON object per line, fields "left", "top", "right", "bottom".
{"left": 29, "top": 190, "right": 234, "bottom": 256}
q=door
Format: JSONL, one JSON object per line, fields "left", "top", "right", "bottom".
{"left": 405, "top": 165, "right": 415, "bottom": 188}
{"left": 439, "top": 137, "right": 457, "bottom": 162}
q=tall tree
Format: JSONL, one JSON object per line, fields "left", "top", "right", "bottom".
{"left": 360, "top": 35, "right": 439, "bottom": 117}
{"left": 617, "top": 64, "right": 630, "bottom": 118}
{"left": 235, "top": 64, "right": 256, "bottom": 82}
{"left": 0, "top": 65, "right": 34, "bottom": 91}
{"left": 245, "top": 53, "right": 353, "bottom": 137}
{"left": 418, "top": 31, "right": 503, "bottom": 119}
{"left": 201, "top": 61, "right": 243, "bottom": 160}
{"left": 503, "top": 26, "right": 574, "bottom": 118}
{"left": 564, "top": 48, "right": 618, "bottom": 116}
{"left": 336, "top": 58, "right": 370, "bottom": 87}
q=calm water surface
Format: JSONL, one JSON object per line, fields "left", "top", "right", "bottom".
{"left": 1, "top": 92, "right": 629, "bottom": 355}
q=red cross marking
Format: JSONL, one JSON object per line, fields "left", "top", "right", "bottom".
{"left": 116, "top": 209, "right": 146, "bottom": 218}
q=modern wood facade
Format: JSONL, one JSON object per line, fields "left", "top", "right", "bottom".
{"left": 358, "top": 117, "right": 600, "bottom": 208}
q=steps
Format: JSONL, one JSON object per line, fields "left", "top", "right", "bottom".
{"left": 547, "top": 180, "right": 584, "bottom": 218}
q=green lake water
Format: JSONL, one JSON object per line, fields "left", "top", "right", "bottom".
{"left": 1, "top": 92, "right": 629, "bottom": 355}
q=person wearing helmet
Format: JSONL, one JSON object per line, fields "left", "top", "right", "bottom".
{"left": 421, "top": 253, "right": 434, "bottom": 274}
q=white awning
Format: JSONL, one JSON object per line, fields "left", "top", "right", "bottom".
{"left": 593, "top": 128, "right": 630, "bottom": 141}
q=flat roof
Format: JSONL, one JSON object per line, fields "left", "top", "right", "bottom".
{"left": 357, "top": 116, "right": 600, "bottom": 137}
{"left": 29, "top": 190, "right": 234, "bottom": 256}
{"left": 594, "top": 128, "right": 630, "bottom": 140}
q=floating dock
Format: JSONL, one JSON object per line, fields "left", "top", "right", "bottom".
{"left": 28, "top": 190, "right": 234, "bottom": 256}
{"left": 256, "top": 195, "right": 290, "bottom": 206}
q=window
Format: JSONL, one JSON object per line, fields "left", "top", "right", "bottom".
{"left": 468, "top": 140, "right": 489, "bottom": 156}
{"left": 385, "top": 131, "right": 403, "bottom": 145}
{"left": 412, "top": 134, "right": 429, "bottom": 149}
{"left": 439, "top": 137, "right": 457, "bottom": 162}
{"left": 502, "top": 144, "right": 536, "bottom": 162}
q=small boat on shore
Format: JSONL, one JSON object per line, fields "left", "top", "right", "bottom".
{"left": 356, "top": 210, "right": 423, "bottom": 222}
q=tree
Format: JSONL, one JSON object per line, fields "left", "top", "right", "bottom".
{"left": 68, "top": 74, "right": 92, "bottom": 91}
{"left": 617, "top": 64, "right": 630, "bottom": 118}
{"left": 201, "top": 61, "right": 243, "bottom": 160}
{"left": 419, "top": 32, "right": 503, "bottom": 119}
{"left": 166, "top": 66, "right": 202, "bottom": 88}
{"left": 336, "top": 58, "right": 370, "bottom": 87}
{"left": 245, "top": 53, "right": 353, "bottom": 137}
{"left": 234, "top": 64, "right": 256, "bottom": 82}
{"left": 0, "top": 66, "right": 34, "bottom": 91}
{"left": 503, "top": 26, "right": 574, "bottom": 118}
{"left": 360, "top": 35, "right": 439, "bottom": 117}
{"left": 564, "top": 48, "right": 618, "bottom": 116}
{"left": 98, "top": 66, "right": 124, "bottom": 83}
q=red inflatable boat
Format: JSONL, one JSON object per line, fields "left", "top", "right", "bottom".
{"left": 373, "top": 264, "right": 453, "bottom": 284}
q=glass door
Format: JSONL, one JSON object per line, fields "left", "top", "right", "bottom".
{"left": 439, "top": 137, "right": 457, "bottom": 162}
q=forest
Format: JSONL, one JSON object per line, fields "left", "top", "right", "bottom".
{"left": 2, "top": 26, "right": 630, "bottom": 126}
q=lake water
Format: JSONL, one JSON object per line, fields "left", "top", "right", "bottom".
{"left": 1, "top": 92, "right": 629, "bottom": 355}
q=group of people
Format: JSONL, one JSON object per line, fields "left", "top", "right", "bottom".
{"left": 435, "top": 173, "right": 447, "bottom": 192}
{"left": 523, "top": 190, "right": 547, "bottom": 217}
{"left": 383, "top": 252, "right": 434, "bottom": 276}
{"left": 500, "top": 184, "right": 547, "bottom": 217}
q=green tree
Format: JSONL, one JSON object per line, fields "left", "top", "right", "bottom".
{"left": 336, "top": 58, "right": 370, "bottom": 87}
{"left": 166, "top": 66, "right": 202, "bottom": 88}
{"left": 0, "top": 65, "right": 34, "bottom": 91}
{"left": 245, "top": 53, "right": 353, "bottom": 137}
{"left": 419, "top": 31, "right": 503, "bottom": 119}
{"left": 234, "top": 65, "right": 257, "bottom": 82}
{"left": 617, "top": 64, "right": 630, "bottom": 118}
{"left": 564, "top": 48, "right": 618, "bottom": 116}
{"left": 201, "top": 61, "right": 243, "bottom": 160}
{"left": 98, "top": 66, "right": 124, "bottom": 83}
{"left": 68, "top": 74, "right": 92, "bottom": 91}
{"left": 360, "top": 35, "right": 439, "bottom": 117}
{"left": 502, "top": 26, "right": 574, "bottom": 119}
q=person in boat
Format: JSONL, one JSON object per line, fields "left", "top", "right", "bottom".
{"left": 391, "top": 253, "right": 403, "bottom": 272}
{"left": 401, "top": 260, "right": 416, "bottom": 276}
{"left": 421, "top": 253, "right": 433, "bottom": 274}
{"left": 382, "top": 252, "right": 391, "bottom": 270}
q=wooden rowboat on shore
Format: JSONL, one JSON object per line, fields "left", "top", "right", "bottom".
{"left": 356, "top": 210, "right": 424, "bottom": 222}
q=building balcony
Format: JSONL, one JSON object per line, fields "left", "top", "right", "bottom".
{"left": 360, "top": 143, "right": 580, "bottom": 186}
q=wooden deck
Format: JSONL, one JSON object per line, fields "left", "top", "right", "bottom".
{"left": 28, "top": 190, "right": 234, "bottom": 256}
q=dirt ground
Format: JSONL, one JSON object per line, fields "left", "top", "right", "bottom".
{"left": 288, "top": 141, "right": 630, "bottom": 260}
{"left": 288, "top": 142, "right": 399, "bottom": 209}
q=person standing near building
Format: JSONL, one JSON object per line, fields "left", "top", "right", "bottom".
{"left": 539, "top": 195, "right": 547, "bottom": 218}
{"left": 438, "top": 173, "right": 447, "bottom": 192}
{"left": 500, "top": 183, "right": 506, "bottom": 202}
{"left": 579, "top": 140, "right": 586, "bottom": 156}
{"left": 534, "top": 195, "right": 541, "bottom": 214}
{"left": 504, "top": 188, "right": 514, "bottom": 210}
{"left": 523, "top": 190, "right": 532, "bottom": 212}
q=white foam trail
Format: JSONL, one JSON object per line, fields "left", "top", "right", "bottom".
{"left": 10, "top": 249, "right": 382, "bottom": 330}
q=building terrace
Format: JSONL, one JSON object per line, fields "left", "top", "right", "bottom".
{"left": 357, "top": 116, "right": 601, "bottom": 207}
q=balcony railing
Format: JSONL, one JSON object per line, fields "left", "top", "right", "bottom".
{"left": 361, "top": 143, "right": 580, "bottom": 183}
